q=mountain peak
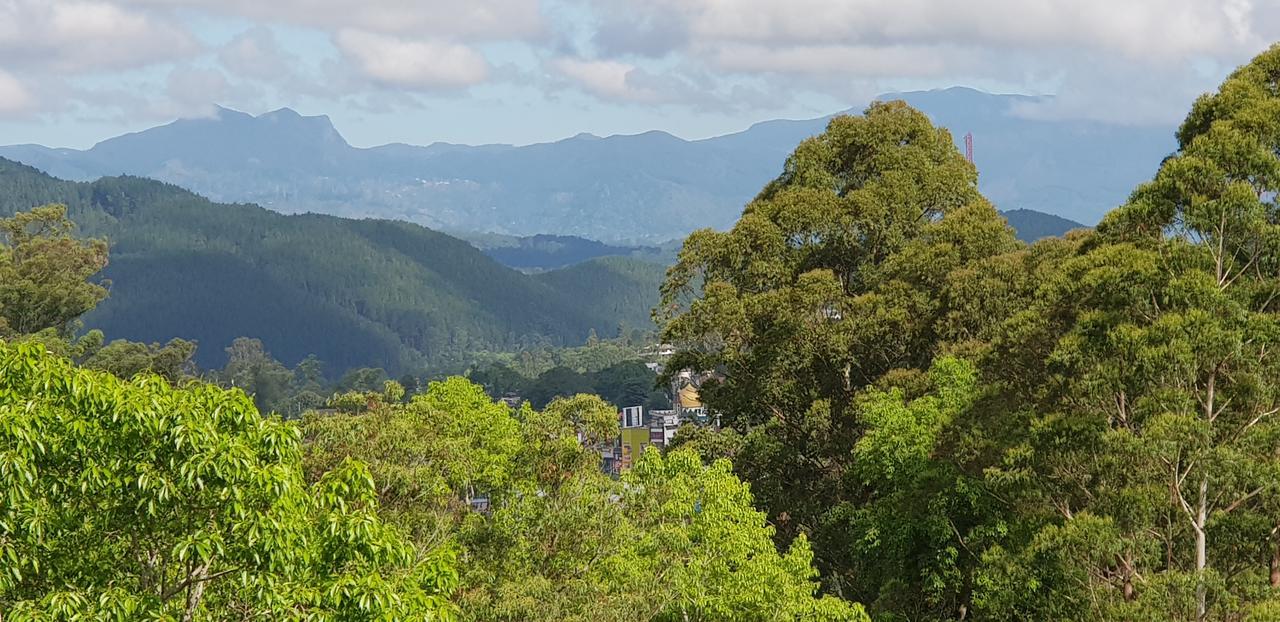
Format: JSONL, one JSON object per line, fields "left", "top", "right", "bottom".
{"left": 76, "top": 104, "right": 351, "bottom": 173}
{"left": 261, "top": 107, "right": 302, "bottom": 119}
{"left": 211, "top": 105, "right": 253, "bottom": 121}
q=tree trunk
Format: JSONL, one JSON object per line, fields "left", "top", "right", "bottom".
{"left": 182, "top": 563, "right": 210, "bottom": 622}
{"left": 1270, "top": 540, "right": 1280, "bottom": 588}
{"left": 1120, "top": 551, "right": 1137, "bottom": 601}
{"left": 1196, "top": 476, "right": 1208, "bottom": 622}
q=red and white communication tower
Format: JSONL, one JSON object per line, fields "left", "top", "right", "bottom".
{"left": 963, "top": 132, "right": 974, "bottom": 164}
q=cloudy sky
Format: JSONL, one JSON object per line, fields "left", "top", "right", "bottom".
{"left": 0, "top": 0, "right": 1277, "bottom": 148}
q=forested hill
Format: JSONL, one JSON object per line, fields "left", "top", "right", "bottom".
{"left": 0, "top": 157, "right": 665, "bottom": 373}
{"left": 1000, "top": 208, "right": 1085, "bottom": 241}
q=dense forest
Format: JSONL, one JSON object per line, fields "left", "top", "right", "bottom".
{"left": 656, "top": 45, "right": 1280, "bottom": 620}
{"left": 5, "top": 40, "right": 1280, "bottom": 622}
{"left": 0, "top": 160, "right": 667, "bottom": 373}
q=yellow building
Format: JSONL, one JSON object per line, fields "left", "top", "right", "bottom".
{"left": 619, "top": 427, "right": 652, "bottom": 471}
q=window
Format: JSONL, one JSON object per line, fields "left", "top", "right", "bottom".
{"left": 621, "top": 406, "right": 644, "bottom": 428}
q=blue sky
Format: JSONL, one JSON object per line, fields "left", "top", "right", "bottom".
{"left": 0, "top": 0, "right": 1276, "bottom": 149}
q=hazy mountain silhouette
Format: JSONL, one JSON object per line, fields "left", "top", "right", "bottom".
{"left": 0, "top": 88, "right": 1172, "bottom": 242}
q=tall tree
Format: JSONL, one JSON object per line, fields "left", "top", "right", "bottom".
{"left": 81, "top": 337, "right": 198, "bottom": 382}
{"left": 977, "top": 44, "right": 1280, "bottom": 620}
{"left": 657, "top": 100, "right": 1023, "bottom": 607}
{"left": 0, "top": 204, "right": 108, "bottom": 337}
{"left": 218, "top": 337, "right": 294, "bottom": 414}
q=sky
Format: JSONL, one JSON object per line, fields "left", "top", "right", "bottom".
{"left": 0, "top": 0, "right": 1278, "bottom": 149}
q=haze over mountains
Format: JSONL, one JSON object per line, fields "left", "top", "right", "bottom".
{"left": 1, "top": 88, "right": 1168, "bottom": 243}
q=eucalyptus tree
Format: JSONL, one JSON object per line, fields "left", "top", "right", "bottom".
{"left": 658, "top": 100, "right": 1026, "bottom": 610}
{"left": 977, "top": 44, "right": 1280, "bottom": 621}
{"left": 0, "top": 204, "right": 107, "bottom": 338}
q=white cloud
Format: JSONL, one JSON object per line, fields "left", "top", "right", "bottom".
{"left": 570, "top": 0, "right": 1280, "bottom": 124}
{"left": 335, "top": 29, "right": 490, "bottom": 90}
{"left": 2, "top": 0, "right": 1278, "bottom": 132}
{"left": 0, "top": 0, "right": 199, "bottom": 73}
{"left": 708, "top": 43, "right": 962, "bottom": 78}
{"left": 164, "top": 66, "right": 231, "bottom": 116}
{"left": 218, "top": 27, "right": 298, "bottom": 82}
{"left": 0, "top": 70, "right": 36, "bottom": 116}
{"left": 121, "top": 0, "right": 543, "bottom": 40}
{"left": 552, "top": 58, "right": 663, "bottom": 103}
{"left": 592, "top": 0, "right": 1267, "bottom": 62}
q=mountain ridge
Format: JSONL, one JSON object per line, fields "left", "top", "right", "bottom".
{"left": 0, "top": 88, "right": 1170, "bottom": 242}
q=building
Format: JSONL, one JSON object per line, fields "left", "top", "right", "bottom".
{"left": 671, "top": 369, "right": 719, "bottom": 426}
{"left": 648, "top": 409, "right": 680, "bottom": 448}
{"left": 619, "top": 405, "right": 652, "bottom": 471}
{"left": 590, "top": 370, "right": 723, "bottom": 475}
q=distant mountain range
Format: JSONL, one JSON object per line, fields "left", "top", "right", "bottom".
{"left": 461, "top": 232, "right": 679, "bottom": 272}
{"left": 0, "top": 158, "right": 665, "bottom": 374}
{"left": 0, "top": 88, "right": 1169, "bottom": 243}
{"left": 469, "top": 208, "right": 1085, "bottom": 272}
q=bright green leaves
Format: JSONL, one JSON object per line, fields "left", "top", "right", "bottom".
{"left": 855, "top": 357, "right": 976, "bottom": 487}
{"left": 0, "top": 341, "right": 455, "bottom": 621}
{"left": 624, "top": 449, "right": 868, "bottom": 622}
{"left": 302, "top": 377, "right": 866, "bottom": 621}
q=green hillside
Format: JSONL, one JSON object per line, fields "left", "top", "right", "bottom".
{"left": 0, "top": 158, "right": 665, "bottom": 373}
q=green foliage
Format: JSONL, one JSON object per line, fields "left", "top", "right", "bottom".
{"left": 0, "top": 204, "right": 108, "bottom": 337}
{"left": 0, "top": 340, "right": 456, "bottom": 620}
{"left": 471, "top": 332, "right": 658, "bottom": 380}
{"left": 217, "top": 336, "right": 296, "bottom": 415}
{"left": 301, "top": 377, "right": 866, "bottom": 621}
{"left": 658, "top": 98, "right": 1024, "bottom": 613}
{"left": 624, "top": 449, "right": 867, "bottom": 622}
{"left": 81, "top": 336, "right": 197, "bottom": 381}
{"left": 304, "top": 378, "right": 521, "bottom": 546}
{"left": 471, "top": 347, "right": 667, "bottom": 409}
{"left": 650, "top": 43, "right": 1280, "bottom": 621}
{"left": 20, "top": 41, "right": 1280, "bottom": 622}
{"left": 971, "top": 43, "right": 1280, "bottom": 620}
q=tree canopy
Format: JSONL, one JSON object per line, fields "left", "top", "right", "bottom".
{"left": 302, "top": 378, "right": 865, "bottom": 621}
{"left": 0, "top": 203, "right": 107, "bottom": 338}
{"left": 0, "top": 340, "right": 456, "bottom": 620}
{"left": 658, "top": 42, "right": 1280, "bottom": 621}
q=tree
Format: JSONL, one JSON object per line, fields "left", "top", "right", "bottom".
{"left": 657, "top": 99, "right": 1023, "bottom": 604}
{"left": 304, "top": 377, "right": 522, "bottom": 548}
{"left": 624, "top": 449, "right": 868, "bottom": 622}
{"left": 0, "top": 341, "right": 456, "bottom": 620}
{"left": 469, "top": 362, "right": 527, "bottom": 399}
{"left": 591, "top": 360, "right": 659, "bottom": 408}
{"left": 81, "top": 337, "right": 197, "bottom": 382}
{"left": 338, "top": 366, "right": 390, "bottom": 393}
{"left": 218, "top": 337, "right": 294, "bottom": 414}
{"left": 0, "top": 204, "right": 108, "bottom": 337}
{"left": 302, "top": 378, "right": 867, "bottom": 621}
{"left": 524, "top": 365, "right": 593, "bottom": 408}
{"left": 976, "top": 44, "right": 1280, "bottom": 620}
